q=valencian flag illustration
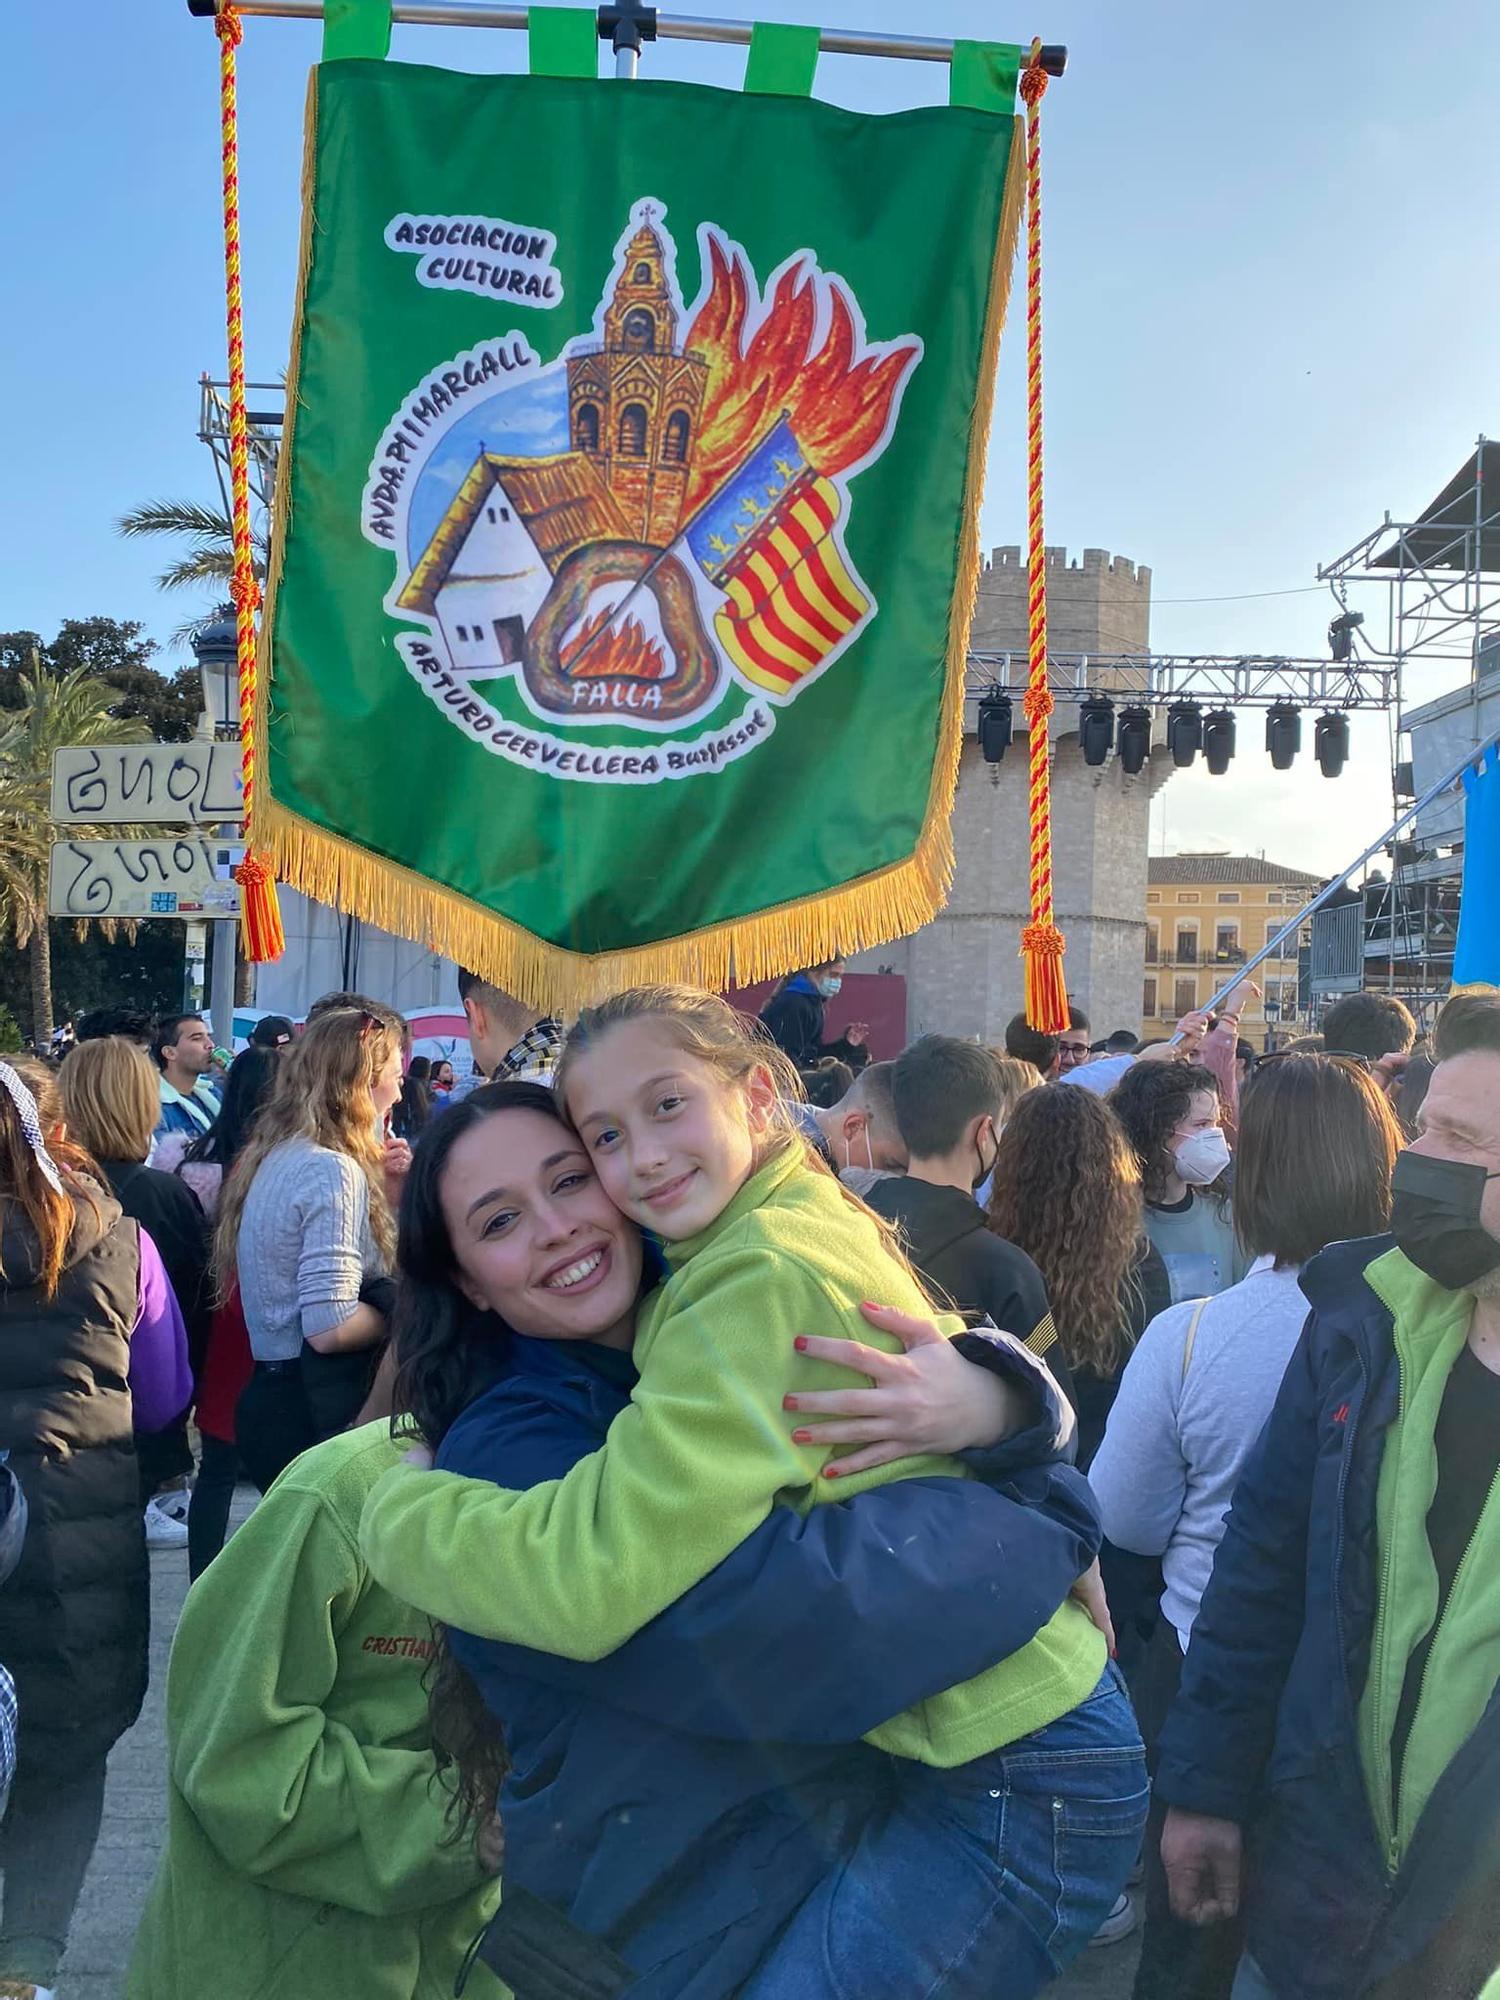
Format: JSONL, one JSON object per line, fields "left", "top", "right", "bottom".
{"left": 259, "top": 25, "right": 1029, "bottom": 1005}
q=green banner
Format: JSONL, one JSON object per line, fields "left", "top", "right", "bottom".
{"left": 263, "top": 60, "right": 1021, "bottom": 1006}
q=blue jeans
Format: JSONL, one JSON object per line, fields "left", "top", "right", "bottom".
{"left": 1230, "top": 1959, "right": 1278, "bottom": 2000}
{"left": 744, "top": 1666, "right": 1149, "bottom": 2000}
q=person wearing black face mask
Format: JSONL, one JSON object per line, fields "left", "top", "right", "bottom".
{"left": 864, "top": 1035, "right": 1074, "bottom": 1413}
{"left": 1154, "top": 994, "right": 1500, "bottom": 2000}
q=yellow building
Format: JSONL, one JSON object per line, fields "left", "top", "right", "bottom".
{"left": 1145, "top": 853, "right": 1323, "bottom": 1051}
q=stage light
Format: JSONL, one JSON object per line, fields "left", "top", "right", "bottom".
{"left": 1079, "top": 694, "right": 1116, "bottom": 767}
{"left": 978, "top": 690, "right": 1013, "bottom": 764}
{"left": 1117, "top": 706, "right": 1151, "bottom": 776}
{"left": 1167, "top": 701, "right": 1202, "bottom": 768}
{"left": 1315, "top": 710, "right": 1350, "bottom": 778}
{"left": 1328, "top": 610, "right": 1365, "bottom": 663}
{"left": 1266, "top": 702, "right": 1302, "bottom": 771}
{"left": 1203, "top": 708, "right": 1236, "bottom": 775}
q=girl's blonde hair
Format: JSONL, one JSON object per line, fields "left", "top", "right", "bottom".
{"left": 557, "top": 984, "right": 807, "bottom": 1158}
{"left": 991, "top": 1054, "right": 1046, "bottom": 1128}
{"left": 59, "top": 1037, "right": 161, "bottom": 1165}
{"left": 558, "top": 985, "right": 938, "bottom": 1304}
{"left": 0, "top": 1057, "right": 101, "bottom": 1301}
{"left": 214, "top": 1006, "right": 401, "bottom": 1295}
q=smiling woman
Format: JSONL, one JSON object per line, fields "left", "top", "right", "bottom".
{"left": 364, "top": 989, "right": 1143, "bottom": 1998}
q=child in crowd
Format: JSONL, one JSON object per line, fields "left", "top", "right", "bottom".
{"left": 363, "top": 986, "right": 1145, "bottom": 1999}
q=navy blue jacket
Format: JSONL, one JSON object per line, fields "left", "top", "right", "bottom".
{"left": 1156, "top": 1236, "right": 1500, "bottom": 2000}
{"left": 441, "top": 1328, "right": 1099, "bottom": 1999}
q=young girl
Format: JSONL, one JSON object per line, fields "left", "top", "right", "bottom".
{"left": 362, "top": 987, "right": 1145, "bottom": 1997}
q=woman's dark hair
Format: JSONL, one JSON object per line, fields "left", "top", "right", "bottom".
{"left": 408, "top": 1055, "right": 432, "bottom": 1083}
{"left": 390, "top": 1070, "right": 430, "bottom": 1142}
{"left": 182, "top": 1046, "right": 280, "bottom": 1169}
{"left": 390, "top": 1079, "right": 569, "bottom": 1844}
{"left": 1235, "top": 1054, "right": 1402, "bottom": 1266}
{"left": 1109, "top": 1060, "right": 1221, "bottom": 1203}
{"left": 799, "top": 1058, "right": 854, "bottom": 1109}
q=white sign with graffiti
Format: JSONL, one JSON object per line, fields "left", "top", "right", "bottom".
{"left": 50, "top": 743, "right": 244, "bottom": 825}
{"left": 48, "top": 839, "right": 242, "bottom": 919}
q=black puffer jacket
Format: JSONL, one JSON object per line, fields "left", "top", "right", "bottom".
{"left": 0, "top": 1190, "right": 147, "bottom": 1779}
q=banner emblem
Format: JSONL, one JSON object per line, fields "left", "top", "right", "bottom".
{"left": 362, "top": 200, "right": 921, "bottom": 783}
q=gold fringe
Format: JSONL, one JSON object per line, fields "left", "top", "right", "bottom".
{"left": 255, "top": 99, "right": 1027, "bottom": 1017}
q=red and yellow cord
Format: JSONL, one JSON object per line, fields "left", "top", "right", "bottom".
{"left": 1018, "top": 42, "right": 1067, "bottom": 1032}
{"left": 217, "top": 4, "right": 284, "bottom": 961}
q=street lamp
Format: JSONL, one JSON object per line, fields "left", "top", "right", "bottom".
{"left": 191, "top": 609, "right": 240, "bottom": 739}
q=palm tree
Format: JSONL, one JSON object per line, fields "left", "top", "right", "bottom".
{"left": 0, "top": 662, "right": 150, "bottom": 1047}
{"left": 116, "top": 499, "right": 271, "bottom": 647}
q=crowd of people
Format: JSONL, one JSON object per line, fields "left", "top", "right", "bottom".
{"left": 1, "top": 960, "right": 1499, "bottom": 2000}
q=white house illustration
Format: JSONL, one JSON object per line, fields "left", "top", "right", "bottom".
{"left": 398, "top": 450, "right": 631, "bottom": 676}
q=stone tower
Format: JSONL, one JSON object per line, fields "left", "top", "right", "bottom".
{"left": 567, "top": 218, "right": 709, "bottom": 549}
{"left": 851, "top": 546, "right": 1171, "bottom": 1043}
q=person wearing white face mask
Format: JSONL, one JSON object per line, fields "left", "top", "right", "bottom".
{"left": 807, "top": 1060, "right": 909, "bottom": 1195}
{"left": 758, "top": 958, "right": 871, "bottom": 1071}
{"left": 1110, "top": 1062, "right": 1244, "bottom": 1304}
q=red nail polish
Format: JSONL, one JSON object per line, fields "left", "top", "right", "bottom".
{"left": 793, "top": 1336, "right": 808, "bottom": 1352}
{"left": 860, "top": 1301, "right": 881, "bottom": 1312}
{"left": 782, "top": 1395, "right": 797, "bottom": 1411}
{"left": 823, "top": 1464, "right": 841, "bottom": 1479}
{"left": 792, "top": 1430, "right": 810, "bottom": 1445}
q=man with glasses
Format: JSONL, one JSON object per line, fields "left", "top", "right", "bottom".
{"left": 1156, "top": 992, "right": 1500, "bottom": 2000}
{"left": 1057, "top": 1005, "right": 1093, "bottom": 1074}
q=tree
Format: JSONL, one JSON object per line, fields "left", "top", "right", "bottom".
{"left": 0, "top": 664, "right": 151, "bottom": 1047}
{"left": 116, "top": 499, "right": 269, "bottom": 646}
{"left": 0, "top": 617, "right": 201, "bottom": 741}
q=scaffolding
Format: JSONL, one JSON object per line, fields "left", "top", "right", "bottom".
{"left": 1315, "top": 436, "right": 1500, "bottom": 1021}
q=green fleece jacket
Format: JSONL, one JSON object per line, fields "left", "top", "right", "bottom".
{"left": 1357, "top": 1249, "right": 1500, "bottom": 1871}
{"left": 127, "top": 1425, "right": 503, "bottom": 2000}
{"left": 361, "top": 1147, "right": 1104, "bottom": 1768}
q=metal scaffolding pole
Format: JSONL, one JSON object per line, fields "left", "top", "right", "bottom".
{"left": 1197, "top": 724, "right": 1500, "bottom": 1020}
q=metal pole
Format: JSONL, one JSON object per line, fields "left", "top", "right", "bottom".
{"left": 210, "top": 916, "right": 237, "bottom": 1052}
{"left": 1199, "top": 725, "right": 1500, "bottom": 1019}
{"left": 186, "top": 0, "right": 1068, "bottom": 73}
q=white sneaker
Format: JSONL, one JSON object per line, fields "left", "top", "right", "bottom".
{"left": 151, "top": 1483, "right": 193, "bottom": 1525}
{"left": 1088, "top": 1892, "right": 1140, "bottom": 1947}
{"left": 144, "top": 1495, "right": 190, "bottom": 1548}
{"left": 0, "top": 1982, "right": 58, "bottom": 1998}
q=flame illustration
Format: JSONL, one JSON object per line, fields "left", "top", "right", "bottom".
{"left": 683, "top": 236, "right": 921, "bottom": 514}
{"left": 560, "top": 602, "right": 667, "bottom": 682}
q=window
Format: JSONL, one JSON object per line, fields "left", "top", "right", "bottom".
{"left": 1266, "top": 891, "right": 1282, "bottom": 905}
{"left": 662, "top": 409, "right": 691, "bottom": 464}
{"left": 454, "top": 624, "right": 469, "bottom": 641}
{"left": 1216, "top": 923, "right": 1241, "bottom": 961}
{"left": 1174, "top": 978, "right": 1197, "bottom": 1018}
{"left": 486, "top": 507, "right": 496, "bottom": 524}
{"left": 1217, "top": 891, "right": 1241, "bottom": 904}
{"left": 1265, "top": 920, "right": 1284, "bottom": 953}
{"left": 1145, "top": 923, "right": 1159, "bottom": 965}
{"left": 1143, "top": 977, "right": 1158, "bottom": 1018}
{"left": 1175, "top": 927, "right": 1198, "bottom": 963}
{"left": 575, "top": 402, "right": 600, "bottom": 452}
{"left": 1147, "top": 891, "right": 1160, "bottom": 904}
{"left": 633, "top": 262, "right": 653, "bottom": 285}
{"left": 622, "top": 308, "right": 656, "bottom": 353}
{"left": 1179, "top": 891, "right": 1200, "bottom": 904}
{"left": 618, "top": 403, "right": 648, "bottom": 456}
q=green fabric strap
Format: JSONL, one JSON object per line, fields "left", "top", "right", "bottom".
{"left": 529, "top": 7, "right": 598, "bottom": 78}
{"left": 321, "top": 0, "right": 393, "bottom": 62}
{"left": 744, "top": 22, "right": 820, "bottom": 96}
{"left": 949, "top": 40, "right": 1023, "bottom": 114}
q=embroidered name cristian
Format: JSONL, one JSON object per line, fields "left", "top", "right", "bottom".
{"left": 362, "top": 1633, "right": 438, "bottom": 1661}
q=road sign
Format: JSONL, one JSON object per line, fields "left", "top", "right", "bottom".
{"left": 50, "top": 743, "right": 243, "bottom": 825}
{"left": 48, "top": 839, "right": 243, "bottom": 920}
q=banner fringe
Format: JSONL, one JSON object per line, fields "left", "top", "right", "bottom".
{"left": 255, "top": 91, "right": 1026, "bottom": 1015}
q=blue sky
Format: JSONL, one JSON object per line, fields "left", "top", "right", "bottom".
{"left": 2, "top": 0, "right": 1494, "bottom": 871}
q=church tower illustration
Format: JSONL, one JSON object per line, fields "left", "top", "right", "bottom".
{"left": 567, "top": 213, "right": 708, "bottom": 548}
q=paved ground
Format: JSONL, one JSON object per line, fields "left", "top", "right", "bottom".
{"left": 59, "top": 1507, "right": 1140, "bottom": 1998}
